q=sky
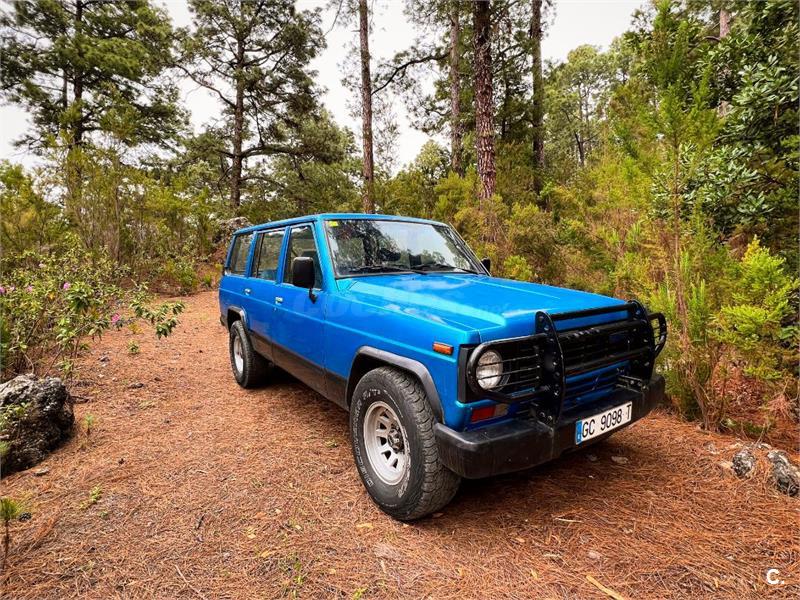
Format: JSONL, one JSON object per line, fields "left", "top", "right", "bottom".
{"left": 0, "top": 0, "right": 644, "bottom": 170}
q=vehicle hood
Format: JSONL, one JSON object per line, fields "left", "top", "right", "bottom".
{"left": 337, "top": 274, "right": 626, "bottom": 342}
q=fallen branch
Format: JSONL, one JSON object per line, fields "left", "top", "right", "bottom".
{"left": 586, "top": 575, "right": 626, "bottom": 600}
{"left": 175, "top": 564, "right": 207, "bottom": 600}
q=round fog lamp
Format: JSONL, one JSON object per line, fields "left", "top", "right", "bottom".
{"left": 476, "top": 350, "right": 503, "bottom": 390}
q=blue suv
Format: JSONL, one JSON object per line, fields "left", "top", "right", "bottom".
{"left": 219, "top": 214, "right": 666, "bottom": 520}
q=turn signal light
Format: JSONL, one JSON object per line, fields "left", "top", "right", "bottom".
{"left": 433, "top": 342, "right": 453, "bottom": 355}
{"left": 470, "top": 403, "right": 510, "bottom": 423}
{"left": 470, "top": 406, "right": 496, "bottom": 423}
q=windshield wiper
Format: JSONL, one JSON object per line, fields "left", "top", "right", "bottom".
{"left": 410, "top": 263, "right": 479, "bottom": 274}
{"left": 347, "top": 265, "right": 412, "bottom": 274}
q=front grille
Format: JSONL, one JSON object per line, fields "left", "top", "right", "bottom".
{"left": 465, "top": 301, "right": 667, "bottom": 422}
{"left": 562, "top": 366, "right": 623, "bottom": 412}
{"left": 558, "top": 318, "right": 650, "bottom": 377}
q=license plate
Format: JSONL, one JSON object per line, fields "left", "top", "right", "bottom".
{"left": 575, "top": 402, "right": 633, "bottom": 444}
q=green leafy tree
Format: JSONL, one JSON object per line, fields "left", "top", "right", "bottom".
{"left": 0, "top": 162, "right": 66, "bottom": 264}
{"left": 545, "top": 45, "right": 615, "bottom": 172}
{"left": 179, "top": 0, "right": 325, "bottom": 208}
{"left": 697, "top": 0, "right": 799, "bottom": 265}
{"left": 0, "top": 0, "right": 183, "bottom": 151}
{"left": 383, "top": 141, "right": 450, "bottom": 218}
{"left": 240, "top": 111, "right": 360, "bottom": 223}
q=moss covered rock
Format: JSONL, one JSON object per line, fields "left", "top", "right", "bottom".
{"left": 0, "top": 375, "right": 74, "bottom": 477}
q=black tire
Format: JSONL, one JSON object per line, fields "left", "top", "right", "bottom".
{"left": 229, "top": 320, "right": 270, "bottom": 388}
{"left": 350, "top": 367, "right": 460, "bottom": 520}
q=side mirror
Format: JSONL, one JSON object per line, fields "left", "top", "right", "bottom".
{"left": 292, "top": 256, "right": 316, "bottom": 290}
{"left": 481, "top": 257, "right": 491, "bottom": 273}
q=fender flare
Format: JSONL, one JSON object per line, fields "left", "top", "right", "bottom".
{"left": 224, "top": 305, "right": 248, "bottom": 330}
{"left": 349, "top": 346, "right": 444, "bottom": 422}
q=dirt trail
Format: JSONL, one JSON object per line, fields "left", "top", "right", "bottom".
{"left": 1, "top": 291, "right": 797, "bottom": 599}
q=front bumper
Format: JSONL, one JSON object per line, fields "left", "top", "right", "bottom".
{"left": 435, "top": 375, "right": 665, "bottom": 479}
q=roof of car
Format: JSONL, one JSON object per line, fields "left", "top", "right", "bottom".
{"left": 233, "top": 213, "right": 447, "bottom": 236}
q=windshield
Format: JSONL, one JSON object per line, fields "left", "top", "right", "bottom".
{"left": 324, "top": 219, "right": 482, "bottom": 277}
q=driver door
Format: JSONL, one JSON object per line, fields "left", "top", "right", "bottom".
{"left": 271, "top": 223, "right": 328, "bottom": 396}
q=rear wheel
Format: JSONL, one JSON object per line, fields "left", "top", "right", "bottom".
{"left": 229, "top": 320, "right": 269, "bottom": 388}
{"left": 350, "top": 367, "right": 460, "bottom": 520}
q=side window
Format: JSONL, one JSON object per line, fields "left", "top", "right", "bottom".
{"left": 226, "top": 233, "right": 253, "bottom": 275}
{"left": 251, "top": 229, "right": 285, "bottom": 281}
{"left": 283, "top": 225, "right": 322, "bottom": 288}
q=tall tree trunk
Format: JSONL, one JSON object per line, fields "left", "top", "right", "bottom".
{"left": 719, "top": 6, "right": 730, "bottom": 37}
{"left": 72, "top": 0, "right": 84, "bottom": 147}
{"left": 61, "top": 68, "right": 68, "bottom": 109}
{"left": 718, "top": 6, "right": 731, "bottom": 116}
{"left": 66, "top": 0, "right": 85, "bottom": 242}
{"left": 473, "top": 0, "right": 496, "bottom": 205}
{"left": 358, "top": 0, "right": 375, "bottom": 214}
{"left": 530, "top": 0, "right": 545, "bottom": 201}
{"left": 574, "top": 132, "right": 585, "bottom": 167}
{"left": 448, "top": 2, "right": 463, "bottom": 175}
{"left": 230, "top": 37, "right": 245, "bottom": 209}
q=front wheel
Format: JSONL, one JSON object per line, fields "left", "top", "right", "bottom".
{"left": 350, "top": 367, "right": 460, "bottom": 520}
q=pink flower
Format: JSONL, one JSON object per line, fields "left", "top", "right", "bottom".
{"left": 38, "top": 263, "right": 45, "bottom": 268}
{"left": 111, "top": 313, "right": 121, "bottom": 325}
{"left": 25, "top": 285, "right": 33, "bottom": 293}
{"left": 0, "top": 286, "right": 5, "bottom": 295}
{"left": 8, "top": 286, "right": 15, "bottom": 293}
{"left": 62, "top": 282, "right": 71, "bottom": 290}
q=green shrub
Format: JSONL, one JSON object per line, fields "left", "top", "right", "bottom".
{"left": 715, "top": 239, "right": 798, "bottom": 382}
{"left": 159, "top": 255, "right": 198, "bottom": 294}
{"left": 0, "top": 496, "right": 24, "bottom": 571}
{"left": 0, "top": 248, "right": 186, "bottom": 381}
{"left": 84, "top": 414, "right": 96, "bottom": 436}
{"left": 0, "top": 247, "right": 121, "bottom": 379}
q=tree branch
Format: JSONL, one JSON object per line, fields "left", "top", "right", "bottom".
{"left": 372, "top": 51, "right": 446, "bottom": 96}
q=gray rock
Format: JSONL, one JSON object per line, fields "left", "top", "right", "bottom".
{"left": 732, "top": 447, "right": 757, "bottom": 478}
{"left": 0, "top": 375, "right": 74, "bottom": 476}
{"left": 766, "top": 450, "right": 799, "bottom": 497}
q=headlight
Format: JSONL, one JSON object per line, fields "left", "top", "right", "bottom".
{"left": 476, "top": 350, "right": 504, "bottom": 389}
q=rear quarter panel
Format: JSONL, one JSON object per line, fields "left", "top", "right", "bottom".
{"left": 219, "top": 233, "right": 254, "bottom": 327}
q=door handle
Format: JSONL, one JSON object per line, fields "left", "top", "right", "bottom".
{"left": 244, "top": 288, "right": 251, "bottom": 295}
{"left": 275, "top": 296, "right": 283, "bottom": 304}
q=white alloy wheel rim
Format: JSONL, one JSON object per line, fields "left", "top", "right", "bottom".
{"left": 233, "top": 334, "right": 244, "bottom": 373}
{"left": 363, "top": 401, "right": 409, "bottom": 485}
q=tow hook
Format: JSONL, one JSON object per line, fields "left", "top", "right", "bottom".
{"left": 617, "top": 374, "right": 649, "bottom": 393}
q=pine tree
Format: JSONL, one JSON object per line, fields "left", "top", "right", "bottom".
{"left": 358, "top": 0, "right": 375, "bottom": 213}
{"left": 530, "top": 0, "right": 546, "bottom": 198}
{"left": 179, "top": 0, "right": 324, "bottom": 208}
{"left": 0, "top": 0, "right": 182, "bottom": 151}
{"left": 473, "top": 0, "right": 496, "bottom": 204}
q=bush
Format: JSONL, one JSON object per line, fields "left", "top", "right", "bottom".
{"left": 715, "top": 239, "right": 798, "bottom": 382}
{"left": 0, "top": 247, "right": 185, "bottom": 381}
{"left": 158, "top": 255, "right": 199, "bottom": 294}
{"left": 0, "top": 246, "right": 121, "bottom": 378}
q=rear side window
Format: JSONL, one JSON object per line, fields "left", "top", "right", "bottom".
{"left": 226, "top": 233, "right": 253, "bottom": 275}
{"left": 251, "top": 229, "right": 285, "bottom": 281}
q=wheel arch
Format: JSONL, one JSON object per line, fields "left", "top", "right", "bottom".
{"left": 225, "top": 306, "right": 247, "bottom": 330}
{"left": 347, "top": 347, "right": 444, "bottom": 422}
